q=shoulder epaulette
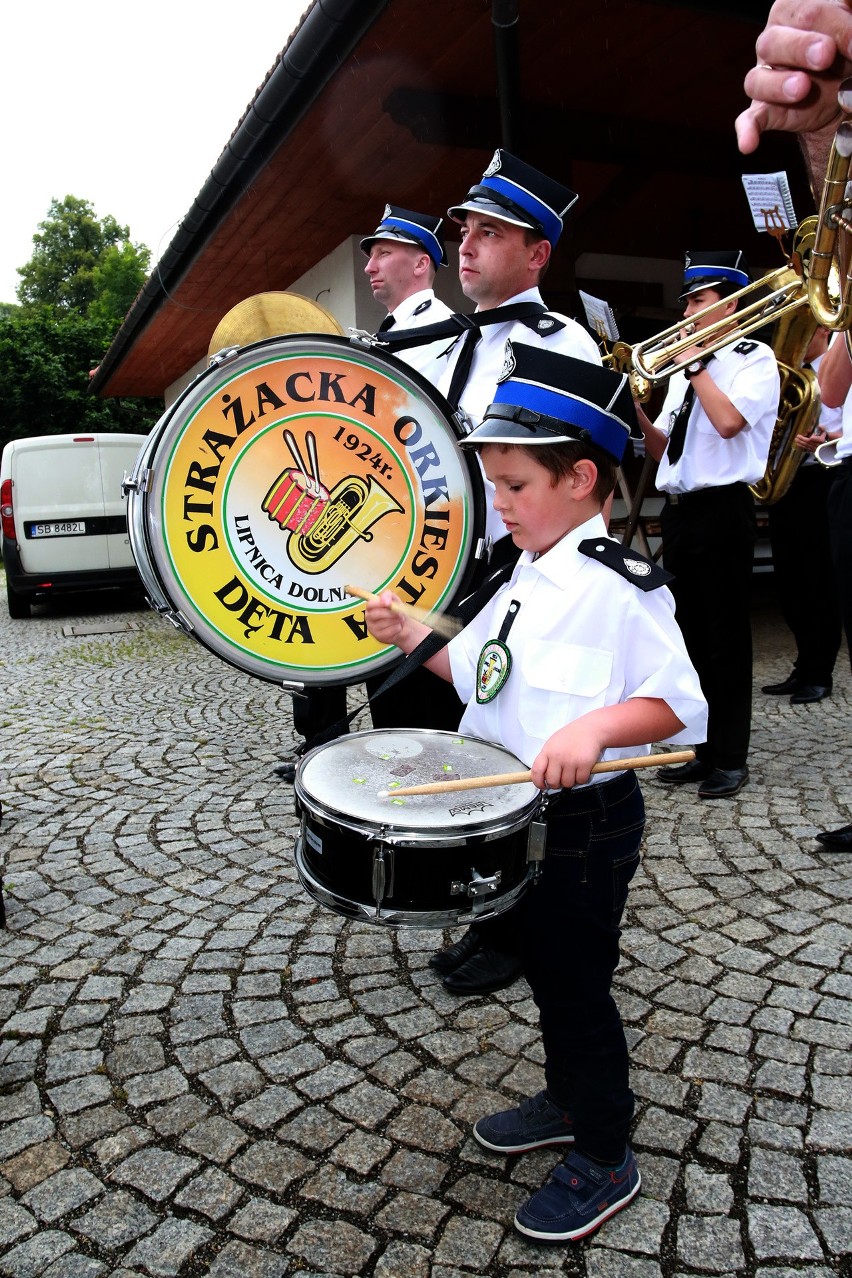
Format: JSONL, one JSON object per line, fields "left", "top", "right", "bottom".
{"left": 578, "top": 538, "right": 673, "bottom": 591}
{"left": 518, "top": 312, "right": 567, "bottom": 336}
{"left": 412, "top": 299, "right": 432, "bottom": 317}
{"left": 734, "top": 340, "right": 757, "bottom": 354}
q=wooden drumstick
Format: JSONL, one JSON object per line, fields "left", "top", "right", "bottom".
{"left": 283, "top": 429, "right": 311, "bottom": 485}
{"left": 305, "top": 431, "right": 321, "bottom": 493}
{"left": 345, "top": 583, "right": 462, "bottom": 639}
{"left": 376, "top": 750, "right": 696, "bottom": 797}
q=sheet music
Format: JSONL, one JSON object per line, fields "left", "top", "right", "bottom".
{"left": 578, "top": 290, "right": 619, "bottom": 342}
{"left": 741, "top": 172, "right": 798, "bottom": 232}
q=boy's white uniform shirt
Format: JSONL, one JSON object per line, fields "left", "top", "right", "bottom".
{"left": 436, "top": 287, "right": 602, "bottom": 546}
{"left": 654, "top": 339, "right": 780, "bottom": 493}
{"left": 447, "top": 513, "right": 708, "bottom": 779}
{"left": 383, "top": 289, "right": 456, "bottom": 380}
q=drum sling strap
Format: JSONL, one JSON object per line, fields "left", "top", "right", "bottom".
{"left": 295, "top": 560, "right": 517, "bottom": 754}
{"left": 374, "top": 301, "right": 550, "bottom": 357}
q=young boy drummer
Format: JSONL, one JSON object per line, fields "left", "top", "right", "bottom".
{"left": 365, "top": 344, "right": 707, "bottom": 1243}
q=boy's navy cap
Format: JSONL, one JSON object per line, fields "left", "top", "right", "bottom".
{"left": 679, "top": 250, "right": 750, "bottom": 300}
{"left": 359, "top": 205, "right": 447, "bottom": 269}
{"left": 448, "top": 149, "right": 577, "bottom": 248}
{"left": 461, "top": 342, "right": 634, "bottom": 464}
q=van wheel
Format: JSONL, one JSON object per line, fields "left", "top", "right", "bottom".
{"left": 6, "top": 585, "right": 31, "bottom": 619}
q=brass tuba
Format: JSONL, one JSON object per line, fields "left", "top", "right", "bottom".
{"left": 287, "top": 474, "right": 404, "bottom": 574}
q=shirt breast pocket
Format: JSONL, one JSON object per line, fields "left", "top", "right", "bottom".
{"left": 517, "top": 640, "right": 614, "bottom": 737}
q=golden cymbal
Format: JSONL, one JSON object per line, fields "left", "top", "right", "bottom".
{"left": 207, "top": 291, "right": 343, "bottom": 356}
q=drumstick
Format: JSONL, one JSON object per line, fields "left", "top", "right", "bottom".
{"left": 283, "top": 429, "right": 311, "bottom": 485}
{"left": 305, "top": 431, "right": 321, "bottom": 494}
{"left": 376, "top": 750, "right": 695, "bottom": 797}
{"left": 345, "top": 583, "right": 462, "bottom": 639}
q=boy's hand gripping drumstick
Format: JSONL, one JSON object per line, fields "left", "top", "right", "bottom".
{"left": 376, "top": 750, "right": 696, "bottom": 797}
{"left": 345, "top": 584, "right": 462, "bottom": 640}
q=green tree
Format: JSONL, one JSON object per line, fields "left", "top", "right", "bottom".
{"left": 0, "top": 197, "right": 158, "bottom": 456}
{"left": 0, "top": 308, "right": 159, "bottom": 456}
{"left": 16, "top": 195, "right": 149, "bottom": 320}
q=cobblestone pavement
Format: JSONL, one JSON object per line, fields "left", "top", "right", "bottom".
{"left": 0, "top": 577, "right": 850, "bottom": 1278}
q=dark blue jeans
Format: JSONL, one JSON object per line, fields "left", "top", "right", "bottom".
{"left": 522, "top": 770, "right": 645, "bottom": 1164}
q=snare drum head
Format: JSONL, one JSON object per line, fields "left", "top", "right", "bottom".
{"left": 297, "top": 729, "right": 539, "bottom": 832}
{"left": 133, "top": 335, "right": 484, "bottom": 685}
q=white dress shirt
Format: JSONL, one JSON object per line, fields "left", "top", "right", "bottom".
{"left": 436, "top": 287, "right": 602, "bottom": 544}
{"left": 383, "top": 289, "right": 456, "bottom": 380}
{"left": 447, "top": 513, "right": 708, "bottom": 778}
{"left": 654, "top": 338, "right": 780, "bottom": 493}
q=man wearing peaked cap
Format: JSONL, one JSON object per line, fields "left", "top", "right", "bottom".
{"left": 361, "top": 204, "right": 455, "bottom": 378}
{"left": 635, "top": 249, "right": 780, "bottom": 800}
{"left": 427, "top": 153, "right": 602, "bottom": 998}
{"left": 438, "top": 148, "right": 601, "bottom": 550}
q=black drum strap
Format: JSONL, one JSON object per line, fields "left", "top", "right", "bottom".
{"left": 297, "top": 560, "right": 516, "bottom": 752}
{"left": 375, "top": 302, "right": 548, "bottom": 355}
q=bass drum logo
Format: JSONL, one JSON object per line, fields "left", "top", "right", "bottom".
{"left": 147, "top": 336, "right": 482, "bottom": 686}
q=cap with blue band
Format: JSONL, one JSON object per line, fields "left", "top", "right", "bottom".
{"left": 448, "top": 150, "right": 578, "bottom": 249}
{"left": 360, "top": 205, "right": 447, "bottom": 269}
{"left": 680, "top": 250, "right": 750, "bottom": 300}
{"left": 460, "top": 342, "right": 635, "bottom": 464}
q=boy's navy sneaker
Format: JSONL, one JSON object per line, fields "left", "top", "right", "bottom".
{"left": 514, "top": 1147, "right": 640, "bottom": 1241}
{"left": 473, "top": 1090, "right": 574, "bottom": 1153}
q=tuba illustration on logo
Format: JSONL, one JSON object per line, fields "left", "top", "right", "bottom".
{"left": 135, "top": 336, "right": 483, "bottom": 686}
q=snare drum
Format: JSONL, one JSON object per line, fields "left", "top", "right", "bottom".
{"left": 294, "top": 728, "right": 544, "bottom": 928}
{"left": 124, "top": 334, "right": 485, "bottom": 687}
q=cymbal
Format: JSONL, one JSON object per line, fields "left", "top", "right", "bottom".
{"left": 207, "top": 291, "right": 343, "bottom": 356}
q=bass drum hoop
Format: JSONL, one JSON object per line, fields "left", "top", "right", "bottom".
{"left": 126, "top": 334, "right": 485, "bottom": 685}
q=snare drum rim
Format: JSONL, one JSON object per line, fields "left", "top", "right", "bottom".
{"left": 294, "top": 727, "right": 542, "bottom": 843}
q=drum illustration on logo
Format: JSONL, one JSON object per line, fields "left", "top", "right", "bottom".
{"left": 126, "top": 335, "right": 484, "bottom": 686}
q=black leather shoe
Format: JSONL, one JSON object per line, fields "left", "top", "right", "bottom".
{"left": 273, "top": 762, "right": 298, "bottom": 782}
{"left": 815, "top": 823, "right": 852, "bottom": 850}
{"left": 442, "top": 947, "right": 524, "bottom": 995}
{"left": 790, "top": 684, "right": 832, "bottom": 705}
{"left": 698, "top": 767, "right": 749, "bottom": 799}
{"left": 656, "top": 759, "right": 712, "bottom": 784}
{"left": 761, "top": 673, "right": 802, "bottom": 695}
{"left": 429, "top": 929, "right": 481, "bottom": 975}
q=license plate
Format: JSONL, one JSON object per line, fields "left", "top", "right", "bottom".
{"left": 31, "top": 521, "right": 86, "bottom": 537}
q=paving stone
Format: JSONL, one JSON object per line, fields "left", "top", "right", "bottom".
{"left": 676, "top": 1215, "right": 745, "bottom": 1271}
{"left": 110, "top": 1147, "right": 199, "bottom": 1201}
{"left": 288, "top": 1218, "right": 377, "bottom": 1274}
{"left": 747, "top": 1204, "right": 824, "bottom": 1260}
{"left": 1, "top": 1140, "right": 70, "bottom": 1192}
{"left": 0, "top": 1198, "right": 37, "bottom": 1247}
{"left": 229, "top": 1140, "right": 315, "bottom": 1194}
{"left": 124, "top": 1218, "right": 214, "bottom": 1275}
{"left": 20, "top": 1167, "right": 104, "bottom": 1221}
{"left": 205, "top": 1240, "right": 289, "bottom": 1278}
{"left": 432, "top": 1215, "right": 503, "bottom": 1269}
{"left": 374, "top": 1190, "right": 451, "bottom": 1239}
{"left": 0, "top": 1229, "right": 76, "bottom": 1276}
{"left": 72, "top": 1189, "right": 158, "bottom": 1248}
{"left": 229, "top": 1196, "right": 297, "bottom": 1242}
{"left": 172, "top": 1166, "right": 244, "bottom": 1219}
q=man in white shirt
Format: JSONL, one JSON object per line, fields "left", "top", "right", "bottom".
{"left": 361, "top": 205, "right": 455, "bottom": 381}
{"left": 635, "top": 251, "right": 780, "bottom": 799}
{"left": 437, "top": 148, "right": 601, "bottom": 555}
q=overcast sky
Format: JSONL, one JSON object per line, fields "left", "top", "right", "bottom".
{"left": 2, "top": 1, "right": 311, "bottom": 304}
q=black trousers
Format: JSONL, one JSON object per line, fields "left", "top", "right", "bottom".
{"left": 767, "top": 464, "right": 841, "bottom": 686}
{"left": 827, "top": 462, "right": 852, "bottom": 668}
{"left": 660, "top": 484, "right": 755, "bottom": 771}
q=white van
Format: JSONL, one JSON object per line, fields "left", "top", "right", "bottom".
{"left": 0, "top": 433, "right": 148, "bottom": 618}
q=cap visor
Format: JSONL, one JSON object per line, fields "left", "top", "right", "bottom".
{"left": 448, "top": 198, "right": 533, "bottom": 230}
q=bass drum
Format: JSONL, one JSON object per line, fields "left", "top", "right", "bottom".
{"left": 124, "top": 334, "right": 485, "bottom": 686}
{"left": 294, "top": 728, "right": 544, "bottom": 928}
